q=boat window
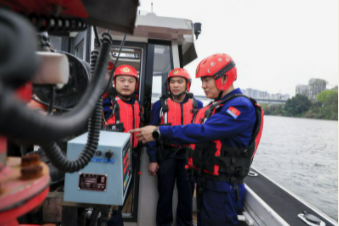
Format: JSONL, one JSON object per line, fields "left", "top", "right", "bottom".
{"left": 74, "top": 40, "right": 84, "bottom": 60}
{"left": 143, "top": 42, "right": 173, "bottom": 124}
{"left": 108, "top": 46, "right": 142, "bottom": 83}
{"left": 151, "top": 45, "right": 172, "bottom": 103}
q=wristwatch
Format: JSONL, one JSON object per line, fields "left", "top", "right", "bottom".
{"left": 152, "top": 127, "right": 161, "bottom": 139}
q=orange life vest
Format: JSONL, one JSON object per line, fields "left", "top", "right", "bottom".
{"left": 187, "top": 94, "right": 264, "bottom": 184}
{"left": 159, "top": 95, "right": 198, "bottom": 126}
{"left": 156, "top": 94, "right": 199, "bottom": 160}
{"left": 105, "top": 95, "right": 143, "bottom": 148}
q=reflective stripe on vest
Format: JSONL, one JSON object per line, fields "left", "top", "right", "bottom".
{"left": 106, "top": 97, "right": 141, "bottom": 148}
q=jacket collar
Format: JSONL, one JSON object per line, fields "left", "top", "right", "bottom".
{"left": 221, "top": 88, "right": 242, "bottom": 101}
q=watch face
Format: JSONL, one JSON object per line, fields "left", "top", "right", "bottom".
{"left": 152, "top": 130, "right": 159, "bottom": 139}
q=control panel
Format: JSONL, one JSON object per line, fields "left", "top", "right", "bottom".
{"left": 64, "top": 131, "right": 132, "bottom": 206}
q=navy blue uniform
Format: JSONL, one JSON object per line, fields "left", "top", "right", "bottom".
{"left": 147, "top": 95, "right": 203, "bottom": 226}
{"left": 159, "top": 89, "right": 256, "bottom": 225}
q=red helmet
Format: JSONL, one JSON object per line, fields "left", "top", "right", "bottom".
{"left": 167, "top": 68, "right": 192, "bottom": 92}
{"left": 113, "top": 65, "right": 139, "bottom": 88}
{"left": 113, "top": 65, "right": 138, "bottom": 80}
{"left": 196, "top": 53, "right": 237, "bottom": 91}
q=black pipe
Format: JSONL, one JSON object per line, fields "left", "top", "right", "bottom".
{"left": 0, "top": 38, "right": 111, "bottom": 143}
{"left": 37, "top": 48, "right": 103, "bottom": 173}
{"left": 0, "top": 9, "right": 38, "bottom": 89}
{"left": 47, "top": 85, "right": 55, "bottom": 115}
{"left": 39, "top": 97, "right": 102, "bottom": 172}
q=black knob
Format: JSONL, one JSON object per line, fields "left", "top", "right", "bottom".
{"left": 96, "top": 150, "right": 102, "bottom": 156}
{"left": 105, "top": 151, "right": 113, "bottom": 159}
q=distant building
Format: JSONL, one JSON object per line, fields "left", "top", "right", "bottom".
{"left": 241, "top": 88, "right": 288, "bottom": 101}
{"left": 296, "top": 85, "right": 309, "bottom": 97}
{"left": 252, "top": 89, "right": 260, "bottom": 99}
{"left": 259, "top": 91, "right": 269, "bottom": 99}
{"left": 295, "top": 78, "right": 327, "bottom": 101}
{"left": 283, "top": 94, "right": 290, "bottom": 100}
{"left": 241, "top": 88, "right": 250, "bottom": 97}
{"left": 272, "top": 93, "right": 286, "bottom": 100}
{"left": 308, "top": 78, "right": 326, "bottom": 101}
{"left": 241, "top": 88, "right": 262, "bottom": 99}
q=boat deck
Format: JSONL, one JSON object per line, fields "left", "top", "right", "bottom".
{"left": 244, "top": 168, "right": 337, "bottom": 226}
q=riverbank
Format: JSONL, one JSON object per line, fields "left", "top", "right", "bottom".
{"left": 261, "top": 90, "right": 338, "bottom": 121}
{"left": 262, "top": 105, "right": 338, "bottom": 120}
{"left": 264, "top": 113, "right": 338, "bottom": 121}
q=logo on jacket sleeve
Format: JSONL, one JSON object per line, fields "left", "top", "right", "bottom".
{"left": 227, "top": 106, "right": 241, "bottom": 119}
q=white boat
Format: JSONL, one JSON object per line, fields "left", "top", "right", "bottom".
{"left": 0, "top": 2, "right": 336, "bottom": 225}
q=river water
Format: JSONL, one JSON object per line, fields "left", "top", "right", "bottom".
{"left": 251, "top": 115, "right": 338, "bottom": 221}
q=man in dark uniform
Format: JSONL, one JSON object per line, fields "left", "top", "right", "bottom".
{"left": 131, "top": 54, "right": 264, "bottom": 226}
{"left": 147, "top": 68, "right": 203, "bottom": 226}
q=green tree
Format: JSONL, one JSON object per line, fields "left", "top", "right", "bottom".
{"left": 316, "top": 90, "right": 338, "bottom": 120}
{"left": 260, "top": 103, "right": 271, "bottom": 115}
{"left": 284, "top": 94, "right": 311, "bottom": 116}
{"left": 317, "top": 89, "right": 338, "bottom": 105}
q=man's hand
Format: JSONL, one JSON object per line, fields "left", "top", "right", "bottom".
{"left": 148, "top": 162, "right": 159, "bottom": 176}
{"left": 129, "top": 126, "right": 157, "bottom": 143}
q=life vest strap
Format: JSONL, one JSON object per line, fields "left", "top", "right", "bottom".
{"left": 201, "top": 94, "right": 263, "bottom": 154}
{"left": 188, "top": 142, "right": 252, "bottom": 181}
{"left": 220, "top": 142, "right": 255, "bottom": 157}
{"left": 159, "top": 94, "right": 199, "bottom": 125}
{"left": 191, "top": 97, "right": 199, "bottom": 122}
{"left": 138, "top": 100, "right": 144, "bottom": 126}
{"left": 160, "top": 95, "right": 169, "bottom": 112}
{"left": 109, "top": 94, "right": 121, "bottom": 123}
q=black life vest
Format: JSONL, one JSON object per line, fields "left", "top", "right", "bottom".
{"left": 187, "top": 94, "right": 264, "bottom": 184}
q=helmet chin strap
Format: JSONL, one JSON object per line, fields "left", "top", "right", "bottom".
{"left": 171, "top": 91, "right": 187, "bottom": 99}
{"left": 214, "top": 75, "right": 227, "bottom": 101}
{"left": 214, "top": 91, "right": 224, "bottom": 101}
{"left": 116, "top": 89, "right": 134, "bottom": 100}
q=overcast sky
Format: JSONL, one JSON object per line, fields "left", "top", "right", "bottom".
{"left": 138, "top": 0, "right": 338, "bottom": 97}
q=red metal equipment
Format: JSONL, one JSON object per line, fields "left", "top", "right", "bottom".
{"left": 0, "top": 83, "right": 50, "bottom": 226}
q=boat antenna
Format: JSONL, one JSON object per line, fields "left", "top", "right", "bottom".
{"left": 151, "top": 2, "right": 153, "bottom": 12}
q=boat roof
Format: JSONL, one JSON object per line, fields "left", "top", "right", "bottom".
{"left": 102, "top": 13, "right": 198, "bottom": 66}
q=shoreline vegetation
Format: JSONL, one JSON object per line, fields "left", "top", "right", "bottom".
{"left": 261, "top": 90, "right": 338, "bottom": 121}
